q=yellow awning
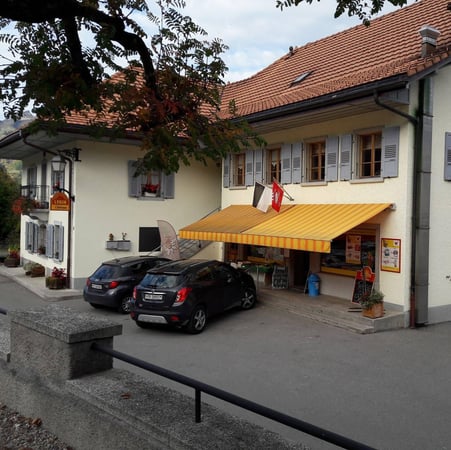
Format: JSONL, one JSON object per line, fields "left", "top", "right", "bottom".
{"left": 179, "top": 204, "right": 294, "bottom": 243}
{"left": 179, "top": 203, "right": 392, "bottom": 253}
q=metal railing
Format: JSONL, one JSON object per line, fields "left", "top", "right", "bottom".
{"left": 92, "top": 342, "right": 376, "bottom": 450}
{"left": 20, "top": 185, "right": 50, "bottom": 210}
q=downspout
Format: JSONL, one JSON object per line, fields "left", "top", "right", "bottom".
{"left": 374, "top": 79, "right": 432, "bottom": 328}
{"left": 21, "top": 134, "right": 74, "bottom": 289}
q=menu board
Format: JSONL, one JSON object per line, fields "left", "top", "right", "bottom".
{"left": 351, "top": 266, "right": 375, "bottom": 304}
{"left": 272, "top": 266, "right": 289, "bottom": 289}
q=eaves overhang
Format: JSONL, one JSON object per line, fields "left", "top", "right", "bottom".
{"left": 237, "top": 75, "right": 411, "bottom": 125}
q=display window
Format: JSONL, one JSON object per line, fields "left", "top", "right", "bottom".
{"left": 321, "top": 230, "right": 376, "bottom": 276}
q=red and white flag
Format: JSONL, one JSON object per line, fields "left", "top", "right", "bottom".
{"left": 272, "top": 181, "right": 284, "bottom": 212}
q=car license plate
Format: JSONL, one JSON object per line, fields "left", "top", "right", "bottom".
{"left": 91, "top": 284, "right": 102, "bottom": 290}
{"left": 138, "top": 314, "right": 167, "bottom": 324}
{"left": 144, "top": 293, "right": 163, "bottom": 300}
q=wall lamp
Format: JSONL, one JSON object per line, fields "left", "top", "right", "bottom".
{"left": 51, "top": 147, "right": 81, "bottom": 202}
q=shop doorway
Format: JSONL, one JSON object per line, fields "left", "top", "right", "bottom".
{"left": 293, "top": 250, "right": 310, "bottom": 288}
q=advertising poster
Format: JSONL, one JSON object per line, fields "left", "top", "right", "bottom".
{"left": 381, "top": 238, "right": 401, "bottom": 273}
{"left": 346, "top": 234, "right": 361, "bottom": 264}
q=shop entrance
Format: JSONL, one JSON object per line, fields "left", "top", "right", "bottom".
{"left": 293, "top": 250, "right": 310, "bottom": 289}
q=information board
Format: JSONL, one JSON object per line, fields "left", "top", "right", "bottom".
{"left": 351, "top": 266, "right": 375, "bottom": 304}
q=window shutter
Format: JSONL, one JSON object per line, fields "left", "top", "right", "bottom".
{"left": 445, "top": 133, "right": 451, "bottom": 181}
{"left": 340, "top": 134, "right": 353, "bottom": 181}
{"left": 46, "top": 225, "right": 54, "bottom": 257}
{"left": 281, "top": 144, "right": 292, "bottom": 184}
{"left": 292, "top": 142, "right": 302, "bottom": 184}
{"left": 162, "top": 172, "right": 175, "bottom": 198}
{"left": 33, "top": 223, "right": 39, "bottom": 253}
{"left": 245, "top": 149, "right": 254, "bottom": 186}
{"left": 254, "top": 149, "right": 264, "bottom": 184}
{"left": 223, "top": 155, "right": 230, "bottom": 188}
{"left": 58, "top": 226, "right": 64, "bottom": 262}
{"left": 128, "top": 161, "right": 141, "bottom": 197}
{"left": 382, "top": 126, "right": 400, "bottom": 178}
{"left": 325, "top": 136, "right": 339, "bottom": 182}
{"left": 25, "top": 222, "right": 31, "bottom": 252}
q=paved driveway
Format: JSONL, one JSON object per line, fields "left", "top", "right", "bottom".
{"left": 1, "top": 271, "right": 451, "bottom": 449}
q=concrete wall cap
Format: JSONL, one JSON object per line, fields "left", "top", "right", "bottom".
{"left": 9, "top": 305, "right": 122, "bottom": 343}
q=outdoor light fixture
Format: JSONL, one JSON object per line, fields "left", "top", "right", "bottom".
{"left": 50, "top": 147, "right": 81, "bottom": 172}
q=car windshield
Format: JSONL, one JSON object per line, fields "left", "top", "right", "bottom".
{"left": 141, "top": 273, "right": 182, "bottom": 289}
{"left": 91, "top": 264, "right": 123, "bottom": 280}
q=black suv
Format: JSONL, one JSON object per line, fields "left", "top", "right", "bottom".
{"left": 83, "top": 256, "right": 169, "bottom": 313}
{"left": 130, "top": 259, "right": 257, "bottom": 333}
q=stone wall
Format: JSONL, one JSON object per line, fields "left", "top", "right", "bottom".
{"left": 0, "top": 305, "right": 303, "bottom": 450}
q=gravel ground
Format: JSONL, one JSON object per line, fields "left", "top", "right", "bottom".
{"left": 0, "top": 403, "right": 72, "bottom": 450}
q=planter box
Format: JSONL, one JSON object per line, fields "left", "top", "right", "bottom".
{"left": 4, "top": 257, "right": 20, "bottom": 268}
{"left": 46, "top": 277, "right": 66, "bottom": 289}
{"left": 362, "top": 302, "right": 384, "bottom": 319}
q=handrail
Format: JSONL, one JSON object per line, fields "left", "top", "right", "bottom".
{"left": 92, "top": 342, "right": 376, "bottom": 450}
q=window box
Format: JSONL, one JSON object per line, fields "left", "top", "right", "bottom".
{"left": 105, "top": 240, "right": 131, "bottom": 251}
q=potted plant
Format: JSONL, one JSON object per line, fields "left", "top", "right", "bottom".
{"left": 361, "top": 289, "right": 385, "bottom": 319}
{"left": 46, "top": 267, "right": 67, "bottom": 289}
{"left": 4, "top": 247, "right": 20, "bottom": 267}
{"left": 30, "top": 263, "right": 45, "bottom": 278}
{"left": 142, "top": 183, "right": 159, "bottom": 197}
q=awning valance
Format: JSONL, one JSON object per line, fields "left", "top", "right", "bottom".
{"left": 179, "top": 203, "right": 392, "bottom": 253}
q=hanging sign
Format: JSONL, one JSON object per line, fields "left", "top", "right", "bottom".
{"left": 50, "top": 192, "right": 70, "bottom": 211}
{"left": 351, "top": 266, "right": 375, "bottom": 305}
{"left": 381, "top": 238, "right": 401, "bottom": 273}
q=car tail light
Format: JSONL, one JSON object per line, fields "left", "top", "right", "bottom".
{"left": 133, "top": 287, "right": 137, "bottom": 299}
{"left": 173, "top": 287, "right": 192, "bottom": 306}
{"left": 169, "top": 315, "right": 180, "bottom": 322}
{"left": 109, "top": 280, "right": 119, "bottom": 289}
{"left": 86, "top": 279, "right": 91, "bottom": 287}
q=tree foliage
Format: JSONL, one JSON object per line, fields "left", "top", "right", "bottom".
{"left": 276, "top": 0, "right": 410, "bottom": 24}
{"left": 0, "top": 0, "right": 263, "bottom": 173}
{"left": 0, "top": 165, "right": 20, "bottom": 245}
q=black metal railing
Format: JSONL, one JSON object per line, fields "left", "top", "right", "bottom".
{"left": 92, "top": 342, "right": 376, "bottom": 450}
{"left": 20, "top": 185, "right": 50, "bottom": 210}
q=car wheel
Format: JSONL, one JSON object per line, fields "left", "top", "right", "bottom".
{"left": 241, "top": 288, "right": 256, "bottom": 310}
{"left": 118, "top": 295, "right": 133, "bottom": 314}
{"left": 186, "top": 305, "right": 207, "bottom": 334}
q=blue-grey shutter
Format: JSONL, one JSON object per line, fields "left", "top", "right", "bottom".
{"left": 325, "top": 136, "right": 339, "bottom": 182}
{"left": 444, "top": 133, "right": 451, "bottom": 181}
{"left": 58, "top": 226, "right": 64, "bottom": 262}
{"left": 46, "top": 225, "right": 54, "bottom": 257}
{"left": 292, "top": 142, "right": 302, "bottom": 184}
{"left": 223, "top": 155, "right": 230, "bottom": 188}
{"left": 245, "top": 149, "right": 254, "bottom": 186}
{"left": 340, "top": 134, "right": 353, "bottom": 181}
{"left": 281, "top": 144, "right": 292, "bottom": 184}
{"left": 33, "top": 223, "right": 39, "bottom": 253}
{"left": 128, "top": 160, "right": 141, "bottom": 197}
{"left": 162, "top": 172, "right": 175, "bottom": 198}
{"left": 382, "top": 126, "right": 400, "bottom": 178}
{"left": 25, "top": 222, "right": 31, "bottom": 252}
{"left": 254, "top": 149, "right": 264, "bottom": 184}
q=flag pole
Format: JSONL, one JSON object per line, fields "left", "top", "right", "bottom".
{"left": 273, "top": 178, "right": 294, "bottom": 201}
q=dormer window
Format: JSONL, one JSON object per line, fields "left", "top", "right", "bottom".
{"left": 291, "top": 71, "right": 312, "bottom": 86}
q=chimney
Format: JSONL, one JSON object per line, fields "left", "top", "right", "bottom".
{"left": 419, "top": 25, "right": 440, "bottom": 57}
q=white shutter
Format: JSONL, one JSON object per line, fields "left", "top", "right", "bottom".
{"left": 281, "top": 144, "right": 292, "bottom": 184}
{"left": 292, "top": 142, "right": 302, "bottom": 184}
{"left": 254, "top": 149, "right": 264, "bottom": 184}
{"left": 325, "top": 136, "right": 339, "bottom": 182}
{"left": 340, "top": 134, "right": 353, "bottom": 181}
{"left": 382, "top": 126, "right": 400, "bottom": 178}
{"left": 245, "top": 149, "right": 254, "bottom": 186}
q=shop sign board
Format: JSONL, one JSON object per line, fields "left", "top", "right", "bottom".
{"left": 50, "top": 192, "right": 70, "bottom": 211}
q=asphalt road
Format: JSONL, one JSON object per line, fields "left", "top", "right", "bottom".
{"left": 1, "top": 273, "right": 451, "bottom": 450}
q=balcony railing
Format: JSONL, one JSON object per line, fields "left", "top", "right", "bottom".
{"left": 20, "top": 185, "right": 50, "bottom": 210}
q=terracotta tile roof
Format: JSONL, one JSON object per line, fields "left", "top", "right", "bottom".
{"left": 221, "top": 0, "right": 451, "bottom": 118}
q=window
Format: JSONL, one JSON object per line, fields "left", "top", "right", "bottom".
{"left": 359, "top": 132, "right": 381, "bottom": 178}
{"left": 51, "top": 167, "right": 65, "bottom": 192}
{"left": 46, "top": 223, "right": 64, "bottom": 261}
{"left": 307, "top": 141, "right": 325, "bottom": 181}
{"left": 233, "top": 153, "right": 245, "bottom": 186}
{"left": 267, "top": 148, "right": 281, "bottom": 183}
{"left": 128, "top": 161, "right": 175, "bottom": 199}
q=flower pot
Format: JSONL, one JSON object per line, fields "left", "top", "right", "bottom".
{"left": 46, "top": 277, "right": 66, "bottom": 289}
{"left": 144, "top": 192, "right": 157, "bottom": 197}
{"left": 362, "top": 302, "right": 384, "bottom": 319}
{"left": 4, "top": 257, "right": 20, "bottom": 268}
{"left": 31, "top": 266, "right": 45, "bottom": 278}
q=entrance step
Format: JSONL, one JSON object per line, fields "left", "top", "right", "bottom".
{"left": 257, "top": 288, "right": 406, "bottom": 334}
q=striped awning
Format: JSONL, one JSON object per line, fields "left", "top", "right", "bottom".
{"left": 179, "top": 203, "right": 392, "bottom": 253}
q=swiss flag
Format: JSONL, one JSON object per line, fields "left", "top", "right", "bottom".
{"left": 272, "top": 181, "right": 284, "bottom": 212}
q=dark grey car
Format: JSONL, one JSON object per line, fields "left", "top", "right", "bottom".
{"left": 83, "top": 256, "right": 169, "bottom": 313}
{"left": 130, "top": 259, "right": 257, "bottom": 333}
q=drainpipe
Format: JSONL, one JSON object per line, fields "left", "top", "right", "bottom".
{"left": 21, "top": 134, "right": 75, "bottom": 289}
